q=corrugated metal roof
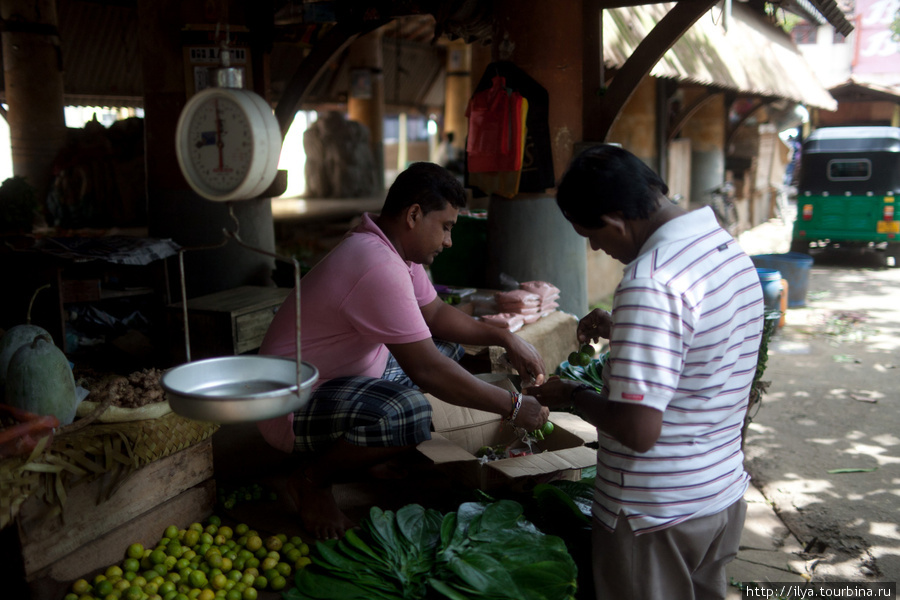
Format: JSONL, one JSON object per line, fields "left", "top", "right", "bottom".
{"left": 603, "top": 2, "right": 838, "bottom": 110}
{"left": 1, "top": 1, "right": 837, "bottom": 113}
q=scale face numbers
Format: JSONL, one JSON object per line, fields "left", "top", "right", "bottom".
{"left": 186, "top": 95, "right": 253, "bottom": 193}
{"left": 175, "top": 87, "right": 282, "bottom": 202}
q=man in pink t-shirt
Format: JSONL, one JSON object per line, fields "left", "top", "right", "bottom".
{"left": 258, "top": 162, "right": 549, "bottom": 540}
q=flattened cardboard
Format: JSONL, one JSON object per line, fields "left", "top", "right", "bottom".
{"left": 418, "top": 373, "right": 597, "bottom": 490}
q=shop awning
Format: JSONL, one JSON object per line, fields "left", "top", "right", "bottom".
{"left": 603, "top": 2, "right": 838, "bottom": 111}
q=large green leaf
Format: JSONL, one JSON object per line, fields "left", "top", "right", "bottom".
{"left": 366, "top": 506, "right": 402, "bottom": 556}
{"left": 509, "top": 560, "right": 578, "bottom": 600}
{"left": 428, "top": 577, "right": 475, "bottom": 600}
{"left": 342, "top": 528, "right": 391, "bottom": 566}
{"left": 293, "top": 567, "right": 402, "bottom": 600}
{"left": 532, "top": 483, "right": 591, "bottom": 526}
{"left": 396, "top": 504, "right": 443, "bottom": 555}
{"left": 446, "top": 550, "right": 522, "bottom": 598}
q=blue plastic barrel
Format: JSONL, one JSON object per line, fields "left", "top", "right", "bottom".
{"left": 751, "top": 253, "right": 814, "bottom": 307}
{"left": 756, "top": 268, "right": 783, "bottom": 313}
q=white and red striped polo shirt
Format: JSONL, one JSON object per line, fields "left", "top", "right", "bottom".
{"left": 594, "top": 206, "right": 765, "bottom": 534}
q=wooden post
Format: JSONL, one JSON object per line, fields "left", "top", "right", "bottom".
{"left": 0, "top": 0, "right": 67, "bottom": 218}
{"left": 443, "top": 40, "right": 471, "bottom": 155}
{"left": 347, "top": 27, "right": 385, "bottom": 193}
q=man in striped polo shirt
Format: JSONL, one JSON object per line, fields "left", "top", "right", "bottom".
{"left": 529, "top": 145, "right": 764, "bottom": 599}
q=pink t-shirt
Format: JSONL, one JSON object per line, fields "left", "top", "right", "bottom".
{"left": 257, "top": 213, "right": 437, "bottom": 452}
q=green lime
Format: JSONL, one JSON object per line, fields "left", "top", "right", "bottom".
{"left": 265, "top": 536, "right": 282, "bottom": 551}
{"left": 159, "top": 581, "right": 176, "bottom": 596}
{"left": 150, "top": 548, "right": 167, "bottom": 565}
{"left": 183, "top": 529, "right": 200, "bottom": 547}
{"left": 577, "top": 352, "right": 592, "bottom": 367}
{"left": 567, "top": 351, "right": 580, "bottom": 365}
{"left": 123, "top": 557, "right": 140, "bottom": 573}
{"left": 105, "top": 565, "right": 124, "bottom": 579}
{"left": 96, "top": 579, "right": 114, "bottom": 597}
{"left": 211, "top": 573, "right": 228, "bottom": 590}
{"left": 124, "top": 585, "right": 143, "bottom": 600}
{"left": 242, "top": 586, "right": 258, "bottom": 600}
{"left": 71, "top": 579, "right": 91, "bottom": 595}
{"left": 188, "top": 569, "right": 208, "bottom": 588}
{"left": 580, "top": 344, "right": 594, "bottom": 356}
{"left": 541, "top": 421, "right": 555, "bottom": 436}
{"left": 126, "top": 543, "right": 144, "bottom": 559}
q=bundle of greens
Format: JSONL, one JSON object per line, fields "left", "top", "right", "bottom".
{"left": 286, "top": 500, "right": 578, "bottom": 600}
{"left": 555, "top": 352, "right": 607, "bottom": 392}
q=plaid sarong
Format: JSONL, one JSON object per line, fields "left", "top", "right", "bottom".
{"left": 292, "top": 340, "right": 464, "bottom": 453}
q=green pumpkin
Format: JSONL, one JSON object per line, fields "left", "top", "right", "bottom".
{"left": 5, "top": 334, "right": 78, "bottom": 425}
{"left": 0, "top": 323, "right": 52, "bottom": 399}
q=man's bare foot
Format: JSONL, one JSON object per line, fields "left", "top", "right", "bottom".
{"left": 287, "top": 470, "right": 355, "bottom": 540}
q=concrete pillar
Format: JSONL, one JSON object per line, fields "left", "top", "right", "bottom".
{"left": 1, "top": 0, "right": 67, "bottom": 214}
{"left": 485, "top": 0, "right": 588, "bottom": 317}
{"left": 443, "top": 40, "right": 471, "bottom": 154}
{"left": 138, "top": 0, "right": 275, "bottom": 299}
{"left": 347, "top": 27, "right": 385, "bottom": 193}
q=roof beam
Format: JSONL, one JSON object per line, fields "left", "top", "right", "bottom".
{"left": 274, "top": 18, "right": 387, "bottom": 138}
{"left": 588, "top": 0, "right": 719, "bottom": 142}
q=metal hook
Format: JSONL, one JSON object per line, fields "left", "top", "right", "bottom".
{"left": 177, "top": 200, "right": 303, "bottom": 392}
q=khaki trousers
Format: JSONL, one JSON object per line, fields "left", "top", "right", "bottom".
{"left": 592, "top": 498, "right": 747, "bottom": 600}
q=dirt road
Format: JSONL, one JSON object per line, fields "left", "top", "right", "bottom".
{"left": 737, "top": 220, "right": 900, "bottom": 585}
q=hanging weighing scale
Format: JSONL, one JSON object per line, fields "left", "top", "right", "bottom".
{"left": 162, "top": 44, "right": 318, "bottom": 423}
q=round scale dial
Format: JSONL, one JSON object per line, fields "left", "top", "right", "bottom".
{"left": 175, "top": 87, "right": 282, "bottom": 202}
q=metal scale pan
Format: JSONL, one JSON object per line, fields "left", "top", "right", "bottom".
{"left": 162, "top": 355, "right": 317, "bottom": 423}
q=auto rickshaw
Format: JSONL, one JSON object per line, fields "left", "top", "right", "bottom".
{"left": 791, "top": 126, "right": 900, "bottom": 267}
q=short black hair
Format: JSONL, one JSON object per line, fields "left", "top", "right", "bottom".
{"left": 556, "top": 145, "right": 669, "bottom": 228}
{"left": 381, "top": 162, "right": 467, "bottom": 217}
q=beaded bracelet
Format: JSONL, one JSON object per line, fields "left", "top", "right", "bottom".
{"left": 507, "top": 391, "right": 523, "bottom": 424}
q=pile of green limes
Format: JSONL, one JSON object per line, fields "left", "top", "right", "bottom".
{"left": 217, "top": 483, "right": 278, "bottom": 510}
{"left": 63, "top": 515, "right": 310, "bottom": 600}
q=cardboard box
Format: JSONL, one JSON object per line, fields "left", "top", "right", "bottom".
{"left": 417, "top": 374, "right": 597, "bottom": 491}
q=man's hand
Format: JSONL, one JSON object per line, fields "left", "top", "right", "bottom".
{"left": 524, "top": 376, "right": 582, "bottom": 409}
{"left": 577, "top": 308, "right": 612, "bottom": 343}
{"left": 502, "top": 335, "right": 547, "bottom": 387}
{"left": 512, "top": 394, "right": 550, "bottom": 431}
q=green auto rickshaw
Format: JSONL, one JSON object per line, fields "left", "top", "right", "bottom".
{"left": 791, "top": 126, "right": 900, "bottom": 267}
